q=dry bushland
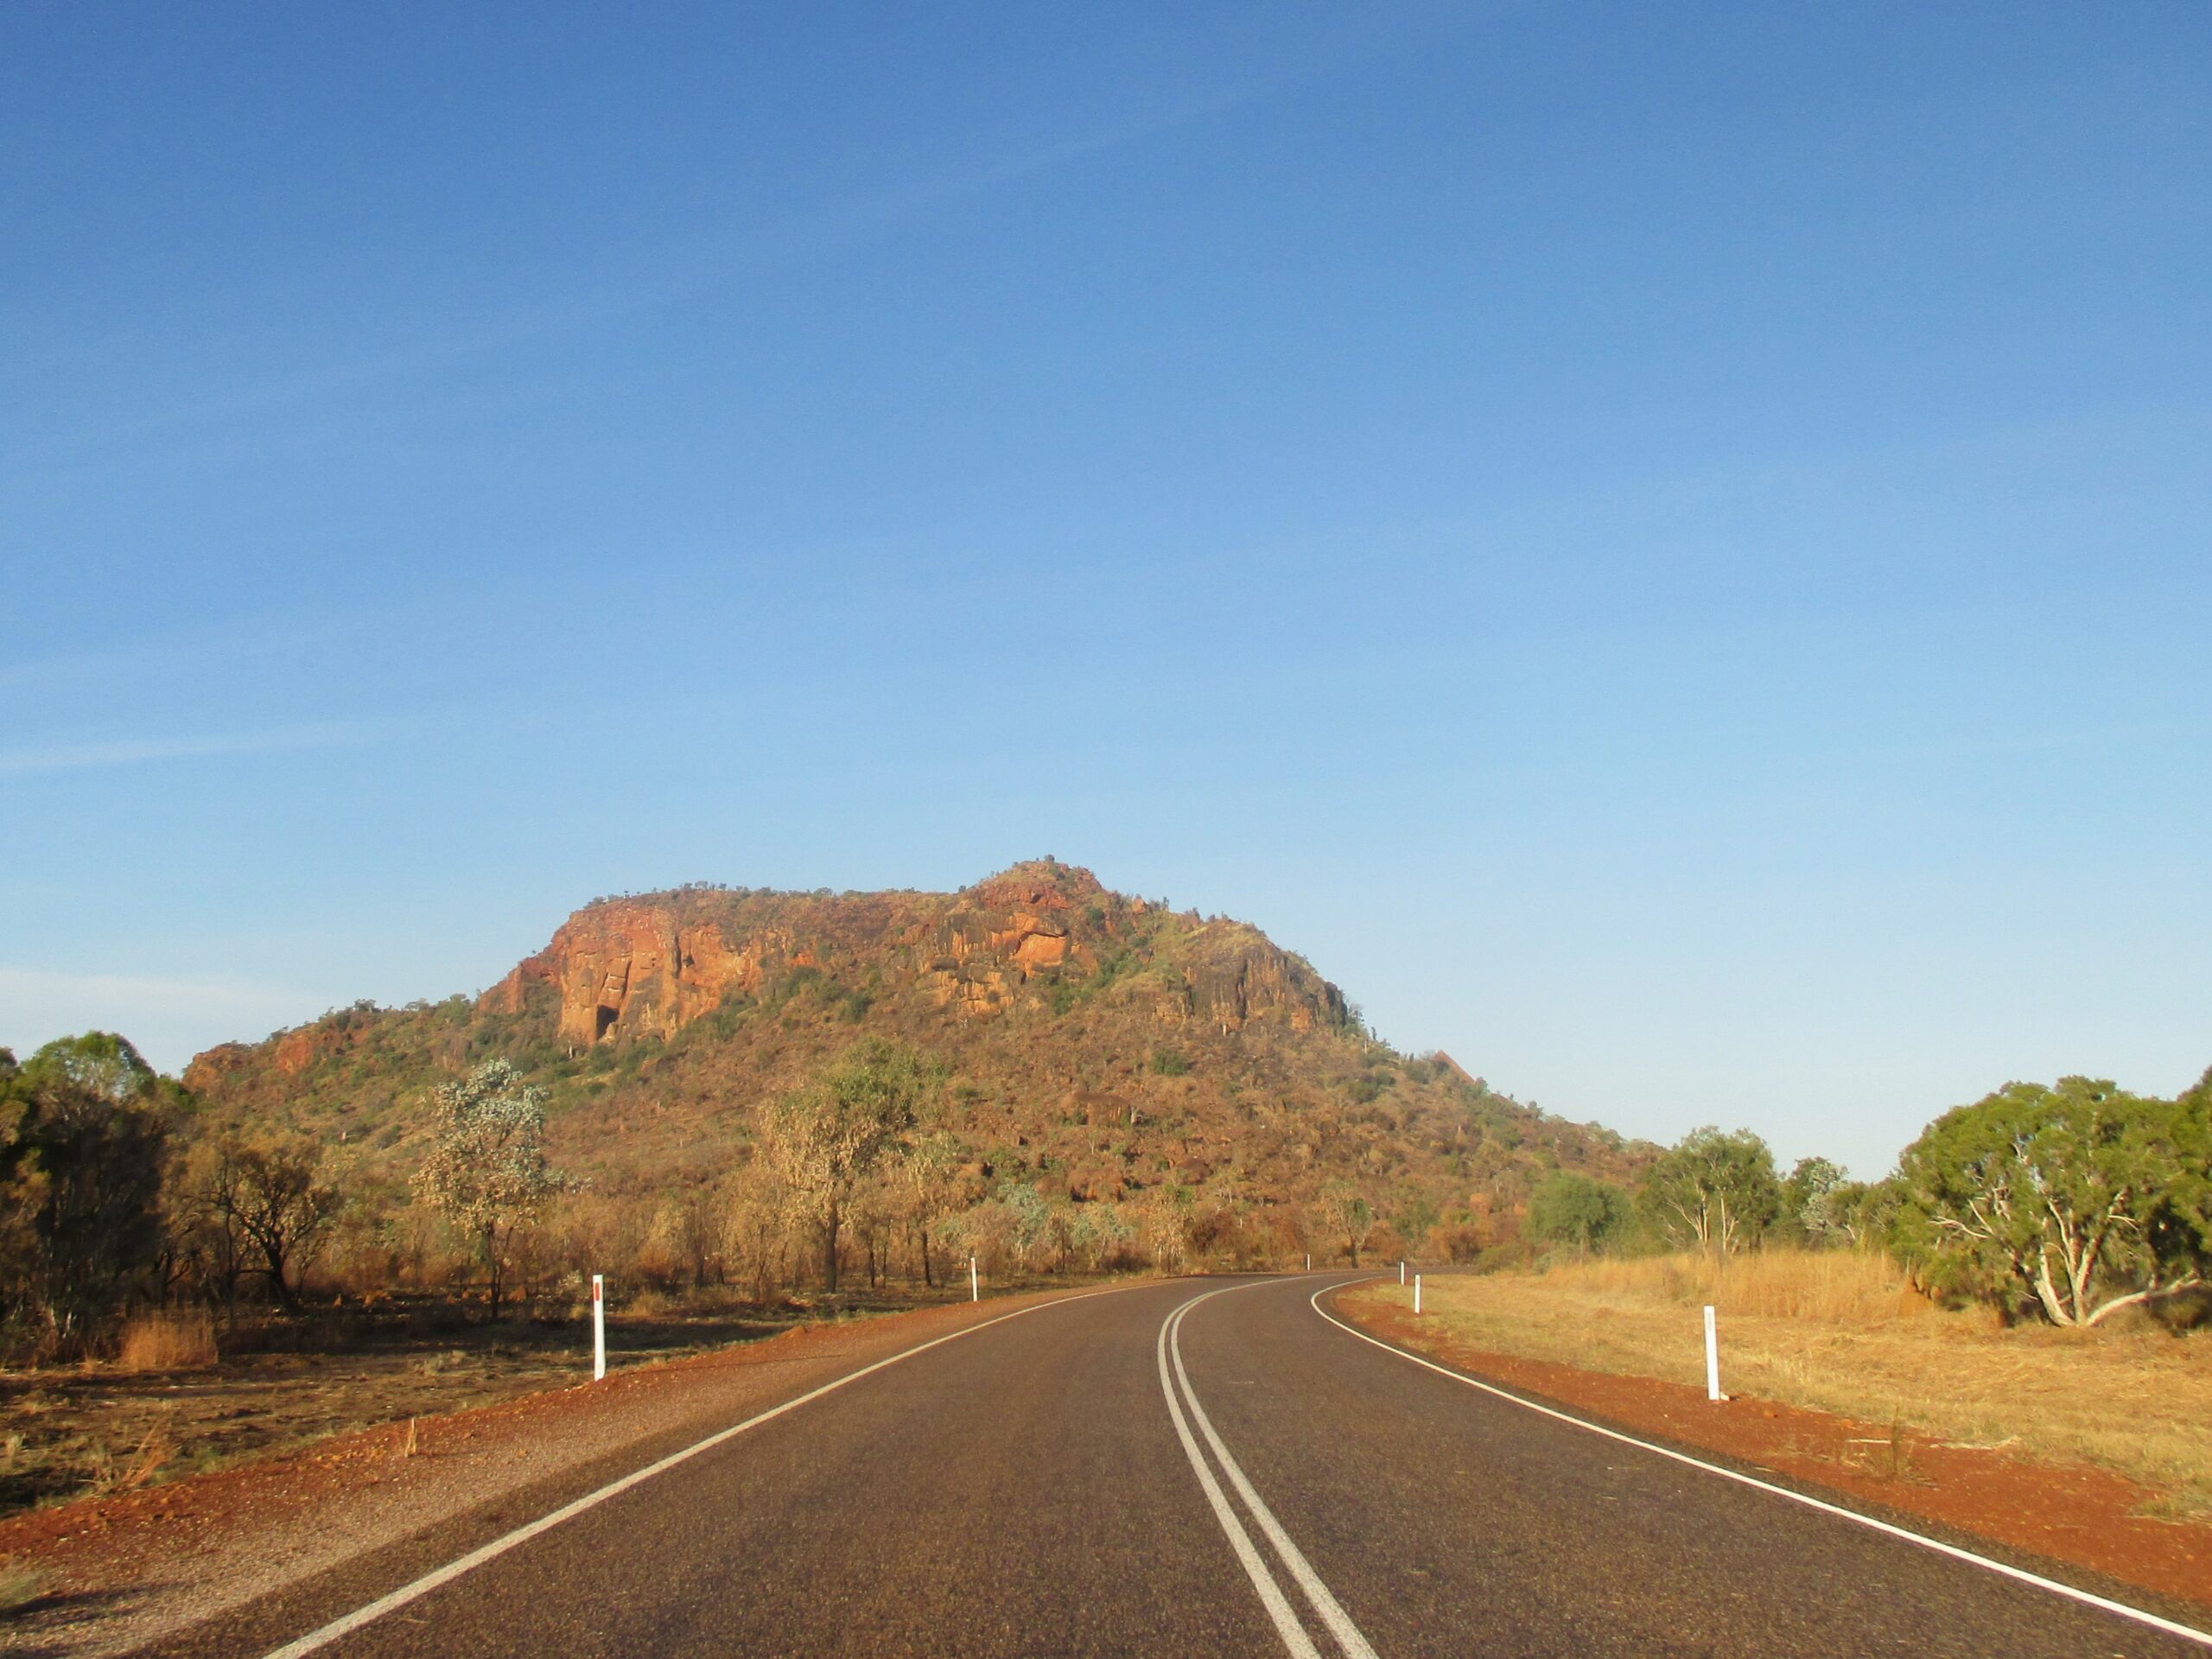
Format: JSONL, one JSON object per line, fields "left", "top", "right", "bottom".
{"left": 1368, "top": 1249, "right": 2212, "bottom": 1516}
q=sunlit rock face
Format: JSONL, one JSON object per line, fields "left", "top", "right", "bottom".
{"left": 475, "top": 858, "right": 1349, "bottom": 1049}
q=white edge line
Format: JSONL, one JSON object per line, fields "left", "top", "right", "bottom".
{"left": 1169, "top": 1297, "right": 1381, "bottom": 1659}
{"left": 1310, "top": 1282, "right": 2212, "bottom": 1652}
{"left": 259, "top": 1281, "right": 1151, "bottom": 1659}
{"left": 1158, "top": 1287, "right": 1325, "bottom": 1659}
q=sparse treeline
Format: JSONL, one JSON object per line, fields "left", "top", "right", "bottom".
{"left": 1525, "top": 1071, "right": 2212, "bottom": 1327}
{"left": 1, "top": 1033, "right": 1393, "bottom": 1359}
{"left": 7, "top": 1030, "right": 2209, "bottom": 1358}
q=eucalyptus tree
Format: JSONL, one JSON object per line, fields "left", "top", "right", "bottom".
{"left": 1895, "top": 1075, "right": 2209, "bottom": 1326}
{"left": 1637, "top": 1127, "right": 1783, "bottom": 1257}
{"left": 758, "top": 1040, "right": 944, "bottom": 1292}
{"left": 413, "top": 1059, "right": 563, "bottom": 1320}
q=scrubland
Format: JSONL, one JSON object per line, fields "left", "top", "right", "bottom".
{"left": 1355, "top": 1249, "right": 2212, "bottom": 1516}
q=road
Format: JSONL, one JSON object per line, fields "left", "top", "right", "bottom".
{"left": 142, "top": 1274, "right": 2207, "bottom": 1659}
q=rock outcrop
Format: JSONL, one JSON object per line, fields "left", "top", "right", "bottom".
{"left": 475, "top": 859, "right": 1349, "bottom": 1052}
{"left": 483, "top": 899, "right": 803, "bottom": 1049}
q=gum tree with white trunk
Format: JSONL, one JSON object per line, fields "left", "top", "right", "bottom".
{"left": 1896, "top": 1074, "right": 2210, "bottom": 1326}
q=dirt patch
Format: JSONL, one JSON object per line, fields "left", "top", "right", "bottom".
{"left": 1339, "top": 1287, "right": 2212, "bottom": 1618}
{"left": 0, "top": 1289, "right": 953, "bottom": 1519}
{"left": 0, "top": 1281, "right": 1142, "bottom": 1657}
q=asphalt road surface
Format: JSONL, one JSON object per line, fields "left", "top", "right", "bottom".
{"left": 145, "top": 1275, "right": 2209, "bottom": 1659}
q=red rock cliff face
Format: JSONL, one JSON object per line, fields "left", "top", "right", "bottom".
{"left": 483, "top": 899, "right": 804, "bottom": 1050}
{"left": 1166, "top": 930, "right": 1352, "bottom": 1033}
{"left": 474, "top": 860, "right": 1349, "bottom": 1051}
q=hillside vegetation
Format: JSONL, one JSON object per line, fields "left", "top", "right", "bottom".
{"left": 3, "top": 860, "right": 1642, "bottom": 1366}
{"left": 181, "top": 860, "right": 1633, "bottom": 1227}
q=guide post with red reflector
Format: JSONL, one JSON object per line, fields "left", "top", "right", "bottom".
{"left": 592, "top": 1274, "right": 606, "bottom": 1382}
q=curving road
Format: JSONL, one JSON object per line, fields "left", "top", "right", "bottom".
{"left": 143, "top": 1275, "right": 2208, "bottom": 1659}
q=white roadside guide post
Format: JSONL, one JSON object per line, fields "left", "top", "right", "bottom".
{"left": 969, "top": 1254, "right": 979, "bottom": 1303}
{"left": 1704, "top": 1304, "right": 1723, "bottom": 1402}
{"left": 1305, "top": 1253, "right": 1311, "bottom": 1271}
{"left": 591, "top": 1274, "right": 607, "bottom": 1382}
{"left": 1399, "top": 1260, "right": 1406, "bottom": 1285}
{"left": 1414, "top": 1274, "right": 1422, "bottom": 1314}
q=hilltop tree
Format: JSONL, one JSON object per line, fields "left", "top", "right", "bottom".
{"left": 759, "top": 1040, "right": 944, "bottom": 1292}
{"left": 1637, "top": 1127, "right": 1782, "bottom": 1257}
{"left": 1895, "top": 1076, "right": 2209, "bottom": 1325}
{"left": 413, "top": 1060, "right": 563, "bottom": 1320}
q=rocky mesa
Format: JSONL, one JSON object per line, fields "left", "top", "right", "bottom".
{"left": 478, "top": 860, "right": 1349, "bottom": 1051}
{"left": 183, "top": 860, "right": 1638, "bottom": 1231}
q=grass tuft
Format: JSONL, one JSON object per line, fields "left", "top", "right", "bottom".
{"left": 117, "top": 1309, "right": 218, "bottom": 1374}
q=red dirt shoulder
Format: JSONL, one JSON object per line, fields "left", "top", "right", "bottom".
{"left": 1341, "top": 1295, "right": 2212, "bottom": 1616}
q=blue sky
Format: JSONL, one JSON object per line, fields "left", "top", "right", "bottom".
{"left": 4, "top": 3, "right": 2207, "bottom": 1178}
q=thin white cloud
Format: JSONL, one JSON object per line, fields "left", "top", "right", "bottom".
{"left": 16, "top": 68, "right": 1294, "bottom": 466}
{"left": 0, "top": 966, "right": 320, "bottom": 1021}
{"left": 0, "top": 719, "right": 383, "bottom": 776}
{"left": 0, "top": 966, "right": 334, "bottom": 1072}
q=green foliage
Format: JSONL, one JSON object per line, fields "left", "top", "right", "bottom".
{"left": 1149, "top": 1049, "right": 1190, "bottom": 1077}
{"left": 1894, "top": 1076, "right": 2209, "bottom": 1325}
{"left": 1781, "top": 1156, "right": 1865, "bottom": 1247}
{"left": 1395, "top": 1191, "right": 1441, "bottom": 1243}
{"left": 1, "top": 1036, "right": 174, "bottom": 1346}
{"left": 16, "top": 1031, "right": 158, "bottom": 1105}
{"left": 1637, "top": 1126, "right": 1781, "bottom": 1256}
{"left": 1529, "top": 1171, "right": 1632, "bottom": 1255}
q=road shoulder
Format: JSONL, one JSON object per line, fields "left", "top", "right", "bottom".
{"left": 1331, "top": 1281, "right": 2212, "bottom": 1620}
{"left": 0, "top": 1284, "right": 1135, "bottom": 1659}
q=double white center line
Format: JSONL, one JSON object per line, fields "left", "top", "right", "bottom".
{"left": 1157, "top": 1285, "right": 1381, "bottom": 1659}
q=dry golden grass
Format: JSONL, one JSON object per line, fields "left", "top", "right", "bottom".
{"left": 1360, "top": 1249, "right": 2212, "bottom": 1516}
{"left": 116, "top": 1309, "right": 218, "bottom": 1374}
